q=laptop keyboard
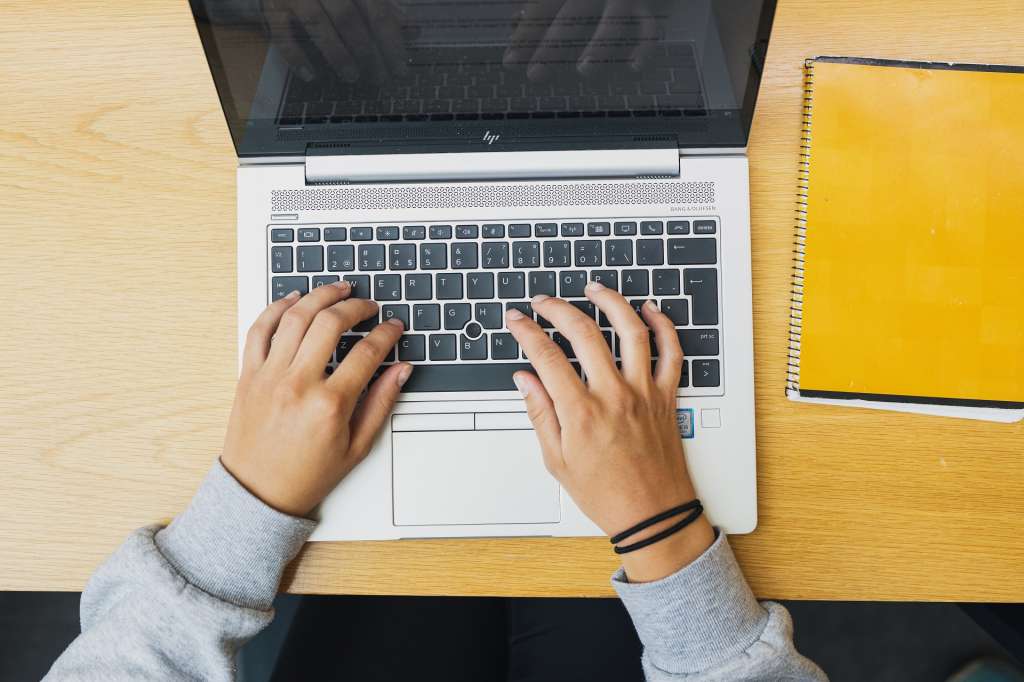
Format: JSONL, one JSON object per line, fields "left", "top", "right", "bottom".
{"left": 268, "top": 218, "right": 723, "bottom": 395}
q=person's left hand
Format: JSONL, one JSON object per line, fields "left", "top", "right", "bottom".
{"left": 221, "top": 282, "right": 412, "bottom": 517}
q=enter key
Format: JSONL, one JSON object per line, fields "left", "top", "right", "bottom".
{"left": 683, "top": 268, "right": 719, "bottom": 325}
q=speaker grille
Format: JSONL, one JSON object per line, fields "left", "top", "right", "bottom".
{"left": 271, "top": 181, "right": 714, "bottom": 212}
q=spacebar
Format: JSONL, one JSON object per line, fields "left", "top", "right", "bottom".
{"left": 402, "top": 363, "right": 532, "bottom": 392}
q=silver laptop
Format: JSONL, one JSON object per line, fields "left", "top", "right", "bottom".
{"left": 190, "top": 0, "right": 775, "bottom": 539}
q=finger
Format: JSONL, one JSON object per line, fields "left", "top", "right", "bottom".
{"left": 292, "top": 0, "right": 360, "bottom": 82}
{"left": 505, "top": 306, "right": 587, "bottom": 408}
{"left": 328, "top": 317, "right": 405, "bottom": 396}
{"left": 242, "top": 289, "right": 302, "bottom": 375}
{"left": 628, "top": 3, "right": 657, "bottom": 72}
{"left": 347, "top": 362, "right": 412, "bottom": 461}
{"left": 357, "top": 0, "right": 410, "bottom": 78}
{"left": 526, "top": 0, "right": 600, "bottom": 82}
{"left": 327, "top": 0, "right": 389, "bottom": 82}
{"left": 529, "top": 295, "right": 619, "bottom": 387}
{"left": 266, "top": 8, "right": 317, "bottom": 81}
{"left": 265, "top": 281, "right": 355, "bottom": 370}
{"left": 512, "top": 370, "right": 565, "bottom": 476}
{"left": 291, "top": 296, "right": 381, "bottom": 379}
{"left": 503, "top": 0, "right": 558, "bottom": 68}
{"left": 577, "top": 0, "right": 635, "bottom": 76}
{"left": 642, "top": 300, "right": 683, "bottom": 399}
{"left": 584, "top": 280, "right": 652, "bottom": 384}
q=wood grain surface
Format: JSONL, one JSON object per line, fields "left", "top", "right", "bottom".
{"left": 1, "top": 0, "right": 1022, "bottom": 599}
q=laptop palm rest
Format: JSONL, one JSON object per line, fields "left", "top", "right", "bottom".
{"left": 392, "top": 429, "right": 560, "bottom": 526}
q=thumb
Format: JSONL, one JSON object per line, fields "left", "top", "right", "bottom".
{"left": 513, "top": 370, "right": 565, "bottom": 476}
{"left": 347, "top": 363, "right": 411, "bottom": 462}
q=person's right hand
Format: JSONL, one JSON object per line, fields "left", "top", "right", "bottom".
{"left": 264, "top": 0, "right": 409, "bottom": 84}
{"left": 505, "top": 282, "right": 715, "bottom": 583}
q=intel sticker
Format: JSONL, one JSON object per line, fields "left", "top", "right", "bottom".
{"left": 676, "top": 408, "right": 695, "bottom": 439}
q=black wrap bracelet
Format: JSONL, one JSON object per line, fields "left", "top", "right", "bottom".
{"left": 610, "top": 500, "right": 704, "bottom": 555}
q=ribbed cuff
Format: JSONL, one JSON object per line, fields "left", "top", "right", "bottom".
{"left": 155, "top": 459, "right": 316, "bottom": 610}
{"left": 612, "top": 531, "right": 768, "bottom": 675}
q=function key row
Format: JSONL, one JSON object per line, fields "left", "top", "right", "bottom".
{"left": 269, "top": 220, "right": 717, "bottom": 243}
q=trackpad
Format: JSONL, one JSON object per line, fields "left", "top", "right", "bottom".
{"left": 392, "top": 430, "right": 560, "bottom": 526}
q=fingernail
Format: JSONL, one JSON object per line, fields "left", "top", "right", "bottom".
{"left": 333, "top": 280, "right": 350, "bottom": 290}
{"left": 527, "top": 63, "right": 545, "bottom": 82}
{"left": 630, "top": 58, "right": 644, "bottom": 72}
{"left": 397, "top": 363, "right": 413, "bottom": 387}
{"left": 285, "top": 290, "right": 301, "bottom": 300}
{"left": 532, "top": 294, "right": 550, "bottom": 305}
{"left": 644, "top": 300, "right": 659, "bottom": 312}
{"left": 513, "top": 374, "right": 530, "bottom": 398}
{"left": 297, "top": 65, "right": 314, "bottom": 82}
{"left": 386, "top": 317, "right": 405, "bottom": 329}
{"left": 577, "top": 57, "right": 593, "bottom": 76}
{"left": 505, "top": 307, "right": 525, "bottom": 321}
{"left": 585, "top": 280, "right": 604, "bottom": 292}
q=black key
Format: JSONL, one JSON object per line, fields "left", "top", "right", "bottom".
{"left": 537, "top": 314, "right": 554, "bottom": 329}
{"left": 460, "top": 334, "right": 488, "bottom": 360}
{"left": 636, "top": 239, "right": 665, "bottom": 266}
{"left": 529, "top": 271, "right": 556, "bottom": 297}
{"left": 640, "top": 220, "right": 664, "bottom": 235}
{"left": 684, "top": 268, "right": 719, "bottom": 325}
{"left": 452, "top": 242, "right": 479, "bottom": 269}
{"left": 327, "top": 245, "right": 355, "bottom": 271}
{"left": 694, "top": 220, "right": 717, "bottom": 235}
{"left": 497, "top": 272, "right": 526, "bottom": 299}
{"left": 481, "top": 242, "right": 509, "bottom": 269}
{"left": 428, "top": 334, "right": 457, "bottom": 361}
{"left": 404, "top": 274, "right": 432, "bottom": 300}
{"left": 382, "top": 304, "right": 410, "bottom": 329}
{"left": 482, "top": 223, "right": 505, "bottom": 238}
{"left": 413, "top": 303, "right": 441, "bottom": 330}
{"left": 513, "top": 241, "right": 540, "bottom": 268}
{"left": 343, "top": 274, "right": 370, "bottom": 298}
{"left": 653, "top": 269, "right": 680, "bottom": 295}
{"left": 312, "top": 275, "right": 340, "bottom": 288}
{"left": 401, "top": 362, "right": 535, "bottom": 392}
{"left": 569, "top": 300, "right": 596, "bottom": 320}
{"left": 298, "top": 227, "right": 320, "bottom": 242}
{"left": 679, "top": 359, "right": 689, "bottom": 387}
{"left": 420, "top": 243, "right": 447, "bottom": 270}
{"left": 668, "top": 238, "right": 717, "bottom": 265}
{"left": 358, "top": 244, "right": 386, "bottom": 270}
{"left": 590, "top": 270, "right": 618, "bottom": 291}
{"left": 456, "top": 224, "right": 479, "bottom": 239}
{"left": 506, "top": 301, "right": 533, "bottom": 319}
{"left": 661, "top": 299, "right": 689, "bottom": 325}
{"left": 389, "top": 244, "right": 416, "bottom": 270}
{"left": 491, "top": 333, "right": 519, "bottom": 360}
{"left": 336, "top": 335, "right": 361, "bottom": 361}
{"left": 620, "top": 269, "right": 649, "bottom": 296}
{"left": 271, "top": 246, "right": 293, "bottom": 273}
{"left": 614, "top": 221, "right": 637, "bottom": 235}
{"left": 403, "top": 225, "right": 426, "bottom": 240}
{"left": 543, "top": 241, "right": 571, "bottom": 267}
{"left": 560, "top": 222, "right": 584, "bottom": 237}
{"left": 552, "top": 332, "right": 576, "bottom": 358}
{"left": 297, "top": 245, "right": 324, "bottom": 272}
{"left": 574, "top": 241, "right": 602, "bottom": 267}
{"left": 535, "top": 222, "right": 558, "bottom": 237}
{"left": 509, "top": 223, "right": 531, "bottom": 238}
{"left": 351, "top": 226, "right": 373, "bottom": 241}
{"left": 436, "top": 273, "right": 463, "bottom": 299}
{"left": 678, "top": 329, "right": 720, "bottom": 356}
{"left": 270, "top": 228, "right": 294, "bottom": 242}
{"left": 354, "top": 311, "right": 379, "bottom": 332}
{"left": 628, "top": 299, "right": 647, "bottom": 317}
{"left": 398, "top": 335, "right": 426, "bottom": 361}
{"left": 466, "top": 272, "right": 495, "bottom": 299}
{"left": 605, "top": 240, "right": 633, "bottom": 266}
{"left": 429, "top": 224, "right": 452, "bottom": 239}
{"left": 444, "top": 303, "right": 472, "bottom": 330}
{"left": 692, "top": 358, "right": 720, "bottom": 387}
{"left": 475, "top": 302, "right": 503, "bottom": 329}
{"left": 374, "top": 274, "right": 402, "bottom": 301}
{"left": 271, "top": 276, "right": 308, "bottom": 300}
{"left": 325, "top": 227, "right": 347, "bottom": 241}
{"left": 587, "top": 221, "right": 611, "bottom": 236}
{"left": 559, "top": 271, "right": 587, "bottom": 297}
{"left": 376, "top": 225, "right": 399, "bottom": 240}
{"left": 667, "top": 220, "right": 690, "bottom": 235}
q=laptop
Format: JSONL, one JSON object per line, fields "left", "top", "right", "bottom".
{"left": 189, "top": 0, "right": 775, "bottom": 539}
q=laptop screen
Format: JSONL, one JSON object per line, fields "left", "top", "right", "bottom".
{"left": 190, "top": 0, "right": 776, "bottom": 157}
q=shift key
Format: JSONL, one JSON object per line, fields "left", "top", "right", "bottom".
{"left": 684, "top": 268, "right": 718, "bottom": 325}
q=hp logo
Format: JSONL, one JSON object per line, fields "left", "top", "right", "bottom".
{"left": 482, "top": 130, "right": 501, "bottom": 145}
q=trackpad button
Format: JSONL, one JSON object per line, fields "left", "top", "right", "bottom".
{"left": 392, "top": 430, "right": 560, "bottom": 526}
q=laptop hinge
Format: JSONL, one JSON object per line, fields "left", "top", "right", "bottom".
{"left": 304, "top": 147, "right": 680, "bottom": 184}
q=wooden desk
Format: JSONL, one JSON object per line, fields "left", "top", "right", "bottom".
{"left": 2, "top": 0, "right": 1022, "bottom": 600}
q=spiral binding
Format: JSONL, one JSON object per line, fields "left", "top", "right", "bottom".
{"left": 787, "top": 59, "right": 815, "bottom": 393}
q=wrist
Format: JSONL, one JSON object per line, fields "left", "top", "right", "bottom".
{"left": 618, "top": 515, "right": 715, "bottom": 583}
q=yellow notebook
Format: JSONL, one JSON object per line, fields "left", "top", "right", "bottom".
{"left": 788, "top": 57, "right": 1024, "bottom": 417}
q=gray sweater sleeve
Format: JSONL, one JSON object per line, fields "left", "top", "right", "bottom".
{"left": 47, "top": 461, "right": 823, "bottom": 681}
{"left": 613, "top": 532, "right": 827, "bottom": 680}
{"left": 44, "top": 460, "right": 315, "bottom": 682}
